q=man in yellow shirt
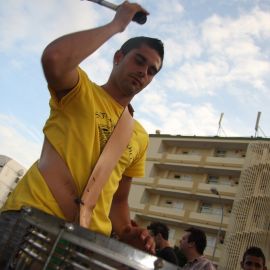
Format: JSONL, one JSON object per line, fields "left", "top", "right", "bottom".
{"left": 0, "top": 1, "right": 164, "bottom": 268}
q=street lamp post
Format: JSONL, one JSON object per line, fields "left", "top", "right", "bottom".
{"left": 210, "top": 187, "right": 224, "bottom": 262}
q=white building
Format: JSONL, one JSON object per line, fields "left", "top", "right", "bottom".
{"left": 0, "top": 155, "right": 26, "bottom": 208}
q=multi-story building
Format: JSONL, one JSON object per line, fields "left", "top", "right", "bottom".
{"left": 0, "top": 155, "right": 26, "bottom": 208}
{"left": 128, "top": 134, "right": 270, "bottom": 269}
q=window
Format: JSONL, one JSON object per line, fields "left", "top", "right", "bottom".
{"left": 207, "top": 236, "right": 216, "bottom": 248}
{"left": 212, "top": 207, "right": 223, "bottom": 216}
{"left": 219, "top": 177, "right": 231, "bottom": 186}
{"left": 208, "top": 176, "right": 219, "bottom": 184}
{"left": 165, "top": 200, "right": 173, "bottom": 205}
{"left": 200, "top": 203, "right": 223, "bottom": 216}
{"left": 190, "top": 149, "right": 200, "bottom": 155}
{"left": 215, "top": 150, "right": 226, "bottom": 157}
{"left": 200, "top": 203, "right": 212, "bottom": 214}
{"left": 169, "top": 229, "right": 175, "bottom": 239}
{"left": 173, "top": 201, "right": 183, "bottom": 209}
{"left": 173, "top": 174, "right": 192, "bottom": 181}
{"left": 163, "top": 199, "right": 184, "bottom": 210}
{"left": 182, "top": 175, "right": 192, "bottom": 181}
{"left": 14, "top": 177, "right": 20, "bottom": 183}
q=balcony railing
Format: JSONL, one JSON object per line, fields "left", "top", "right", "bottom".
{"left": 166, "top": 153, "right": 201, "bottom": 163}
{"left": 189, "top": 211, "right": 229, "bottom": 227}
{"left": 158, "top": 178, "right": 193, "bottom": 190}
{"left": 197, "top": 183, "right": 237, "bottom": 197}
{"left": 148, "top": 205, "right": 185, "bottom": 220}
{"left": 206, "top": 156, "right": 244, "bottom": 167}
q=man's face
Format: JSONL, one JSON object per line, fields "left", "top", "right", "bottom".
{"left": 241, "top": 255, "right": 266, "bottom": 270}
{"left": 113, "top": 44, "right": 162, "bottom": 97}
{"left": 179, "top": 232, "right": 191, "bottom": 255}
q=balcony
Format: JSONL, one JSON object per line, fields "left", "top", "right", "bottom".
{"left": 148, "top": 152, "right": 202, "bottom": 165}
{"left": 132, "top": 177, "right": 155, "bottom": 185}
{"left": 206, "top": 156, "right": 244, "bottom": 167}
{"left": 148, "top": 205, "right": 185, "bottom": 220}
{"left": 158, "top": 178, "right": 193, "bottom": 190}
{"left": 165, "top": 153, "right": 202, "bottom": 164}
{"left": 132, "top": 204, "right": 229, "bottom": 229}
{"left": 189, "top": 211, "right": 229, "bottom": 228}
{"left": 197, "top": 183, "right": 237, "bottom": 197}
{"left": 147, "top": 153, "right": 163, "bottom": 161}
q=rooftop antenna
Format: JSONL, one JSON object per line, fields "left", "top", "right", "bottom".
{"left": 217, "top": 113, "right": 227, "bottom": 136}
{"left": 255, "top": 111, "right": 267, "bottom": 137}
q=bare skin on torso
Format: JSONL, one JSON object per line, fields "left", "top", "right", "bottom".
{"left": 38, "top": 137, "right": 79, "bottom": 221}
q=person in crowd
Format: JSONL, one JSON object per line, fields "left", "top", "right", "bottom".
{"left": 147, "top": 221, "right": 179, "bottom": 265}
{"left": 179, "top": 227, "right": 216, "bottom": 270}
{"left": 241, "top": 246, "right": 267, "bottom": 270}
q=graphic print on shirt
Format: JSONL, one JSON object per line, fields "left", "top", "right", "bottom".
{"left": 96, "top": 112, "right": 134, "bottom": 164}
{"left": 96, "top": 112, "right": 113, "bottom": 150}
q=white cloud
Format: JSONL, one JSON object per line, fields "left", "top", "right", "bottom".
{"left": 0, "top": 0, "right": 100, "bottom": 54}
{"left": 163, "top": 37, "right": 202, "bottom": 68}
{"left": 82, "top": 53, "right": 112, "bottom": 84}
{"left": 161, "top": 7, "right": 270, "bottom": 100}
{"left": 202, "top": 8, "right": 270, "bottom": 57}
{"left": 164, "top": 58, "right": 230, "bottom": 97}
{"left": 153, "top": 0, "right": 184, "bottom": 23}
{"left": 0, "top": 114, "right": 42, "bottom": 168}
{"left": 144, "top": 0, "right": 184, "bottom": 36}
{"left": 134, "top": 85, "right": 239, "bottom": 136}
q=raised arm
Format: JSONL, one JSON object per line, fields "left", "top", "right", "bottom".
{"left": 41, "top": 1, "right": 148, "bottom": 97}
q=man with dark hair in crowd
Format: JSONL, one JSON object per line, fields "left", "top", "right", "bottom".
{"left": 147, "top": 221, "right": 178, "bottom": 265}
{"left": 241, "top": 246, "right": 267, "bottom": 270}
{"left": 179, "top": 227, "right": 215, "bottom": 270}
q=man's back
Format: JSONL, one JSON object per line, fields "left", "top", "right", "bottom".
{"left": 182, "top": 256, "right": 216, "bottom": 270}
{"left": 157, "top": 246, "right": 179, "bottom": 265}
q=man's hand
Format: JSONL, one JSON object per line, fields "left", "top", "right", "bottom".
{"left": 109, "top": 177, "right": 155, "bottom": 253}
{"left": 119, "top": 224, "right": 156, "bottom": 255}
{"left": 112, "top": 1, "right": 149, "bottom": 32}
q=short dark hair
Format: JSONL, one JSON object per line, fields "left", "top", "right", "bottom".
{"left": 185, "top": 227, "right": 206, "bottom": 255}
{"left": 147, "top": 222, "right": 169, "bottom": 240}
{"left": 242, "top": 246, "right": 266, "bottom": 266}
{"left": 120, "top": 36, "right": 164, "bottom": 70}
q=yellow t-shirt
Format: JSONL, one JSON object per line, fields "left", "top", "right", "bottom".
{"left": 2, "top": 68, "right": 149, "bottom": 236}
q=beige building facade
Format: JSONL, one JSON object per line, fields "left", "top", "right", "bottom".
{"left": 128, "top": 135, "right": 270, "bottom": 269}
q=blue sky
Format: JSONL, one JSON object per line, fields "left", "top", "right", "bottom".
{"left": 1, "top": 0, "right": 270, "bottom": 168}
